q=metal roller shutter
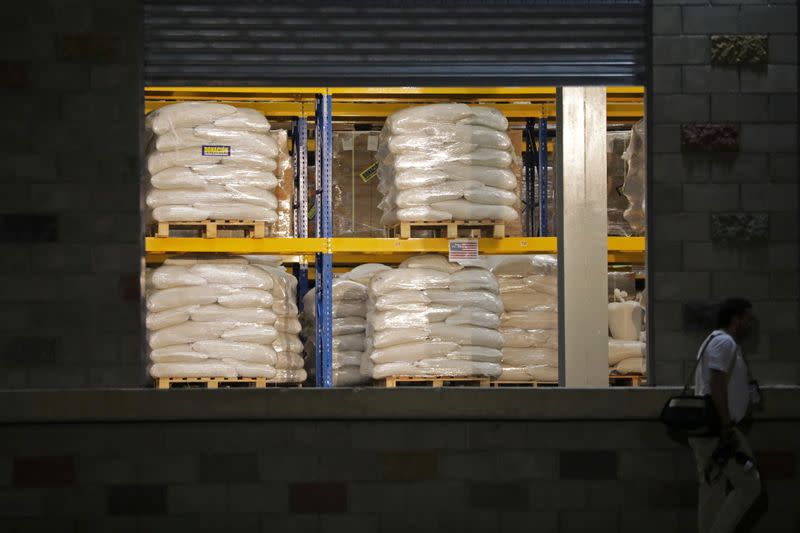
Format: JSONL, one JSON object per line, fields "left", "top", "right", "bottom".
{"left": 144, "top": 0, "right": 647, "bottom": 86}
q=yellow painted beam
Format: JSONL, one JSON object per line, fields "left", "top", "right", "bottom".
{"left": 144, "top": 237, "right": 328, "bottom": 254}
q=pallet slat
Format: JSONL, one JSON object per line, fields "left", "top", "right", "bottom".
{"left": 153, "top": 220, "right": 267, "bottom": 238}
{"left": 489, "top": 380, "right": 558, "bottom": 388}
{"left": 377, "top": 375, "right": 491, "bottom": 388}
{"left": 389, "top": 220, "right": 505, "bottom": 239}
{"left": 155, "top": 377, "right": 302, "bottom": 389}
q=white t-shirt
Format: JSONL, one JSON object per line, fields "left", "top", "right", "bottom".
{"left": 694, "top": 330, "right": 750, "bottom": 423}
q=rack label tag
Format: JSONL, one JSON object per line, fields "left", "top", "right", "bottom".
{"left": 359, "top": 162, "right": 378, "bottom": 183}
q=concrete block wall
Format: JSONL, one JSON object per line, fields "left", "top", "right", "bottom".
{"left": 651, "top": 0, "right": 799, "bottom": 385}
{"left": 0, "top": 419, "right": 797, "bottom": 532}
{"left": 0, "top": 1, "right": 144, "bottom": 389}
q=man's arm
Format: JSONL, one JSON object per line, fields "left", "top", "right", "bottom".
{"left": 709, "top": 368, "right": 732, "bottom": 432}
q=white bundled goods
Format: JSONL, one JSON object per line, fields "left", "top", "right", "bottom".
{"left": 608, "top": 288, "right": 644, "bottom": 342}
{"left": 145, "top": 102, "right": 280, "bottom": 224}
{"left": 608, "top": 339, "right": 646, "bottom": 366}
{"left": 377, "top": 104, "right": 519, "bottom": 225}
{"left": 614, "top": 357, "right": 645, "bottom": 375}
{"left": 301, "top": 269, "right": 383, "bottom": 386}
{"left": 146, "top": 256, "right": 303, "bottom": 382}
{"left": 491, "top": 255, "right": 560, "bottom": 381}
{"left": 621, "top": 119, "right": 646, "bottom": 235}
{"left": 366, "top": 255, "right": 504, "bottom": 379}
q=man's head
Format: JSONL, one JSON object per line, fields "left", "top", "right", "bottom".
{"left": 716, "top": 298, "right": 754, "bottom": 339}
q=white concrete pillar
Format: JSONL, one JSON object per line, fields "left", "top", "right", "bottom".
{"left": 556, "top": 87, "right": 609, "bottom": 388}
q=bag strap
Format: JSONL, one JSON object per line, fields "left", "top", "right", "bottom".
{"left": 682, "top": 331, "right": 721, "bottom": 394}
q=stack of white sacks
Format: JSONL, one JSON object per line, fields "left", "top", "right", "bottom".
{"left": 302, "top": 264, "right": 391, "bottom": 386}
{"left": 491, "top": 255, "right": 559, "bottom": 382}
{"left": 376, "top": 104, "right": 520, "bottom": 225}
{"left": 365, "top": 255, "right": 504, "bottom": 379}
{"left": 608, "top": 288, "right": 646, "bottom": 374}
{"left": 146, "top": 256, "right": 306, "bottom": 383}
{"left": 145, "top": 102, "right": 281, "bottom": 224}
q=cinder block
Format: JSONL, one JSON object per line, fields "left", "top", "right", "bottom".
{"left": 260, "top": 514, "right": 319, "bottom": 533}
{"left": 258, "top": 453, "right": 319, "bottom": 482}
{"left": 13, "top": 456, "right": 74, "bottom": 487}
{"left": 30, "top": 183, "right": 92, "bottom": 211}
{"left": 711, "top": 94, "right": 769, "bottom": 122}
{"left": 768, "top": 35, "right": 798, "bottom": 64}
{"left": 683, "top": 184, "right": 739, "bottom": 212}
{"left": 30, "top": 244, "right": 92, "bottom": 273}
{"left": 757, "top": 301, "right": 800, "bottom": 332}
{"left": 769, "top": 95, "right": 798, "bottom": 123}
{"left": 347, "top": 482, "right": 406, "bottom": 513}
{"left": 653, "top": 183, "right": 683, "bottom": 213}
{"left": 682, "top": 242, "right": 739, "bottom": 271}
{"left": 711, "top": 154, "right": 769, "bottom": 183}
{"left": 319, "top": 513, "right": 378, "bottom": 533}
{"left": 317, "top": 452, "right": 382, "bottom": 482}
{"left": 199, "top": 453, "right": 259, "bottom": 483}
{"left": 740, "top": 65, "right": 798, "bottom": 94}
{"left": 529, "top": 481, "right": 587, "bottom": 510}
{"left": 558, "top": 510, "right": 619, "bottom": 533}
{"left": 437, "top": 510, "right": 500, "bottom": 533}
{"left": 289, "top": 482, "right": 347, "bottom": 514}
{"left": 653, "top": 360, "right": 688, "bottom": 386}
{"left": 713, "top": 272, "right": 770, "bottom": 300}
{"left": 768, "top": 154, "right": 798, "bottom": 182}
{"left": 0, "top": 245, "right": 30, "bottom": 273}
{"left": 167, "top": 484, "right": 227, "bottom": 514}
{"left": 653, "top": 241, "right": 683, "bottom": 271}
{"left": 770, "top": 272, "right": 799, "bottom": 300}
{"left": 75, "top": 456, "right": 134, "bottom": 485}
{"left": 559, "top": 451, "right": 618, "bottom": 480}
{"left": 135, "top": 455, "right": 198, "bottom": 484}
{"left": 653, "top": 153, "right": 711, "bottom": 184}
{"left": 438, "top": 452, "right": 496, "bottom": 481}
{"left": 653, "top": 213, "right": 710, "bottom": 242}
{"left": 381, "top": 452, "right": 437, "bottom": 481}
{"left": 653, "top": 6, "right": 681, "bottom": 35}
{"left": 749, "top": 361, "right": 800, "bottom": 384}
{"left": 91, "top": 244, "right": 140, "bottom": 273}
{"left": 494, "top": 451, "right": 558, "bottom": 481}
{"left": 739, "top": 5, "right": 798, "bottom": 33}
{"left": 652, "top": 125, "right": 682, "bottom": 153}
{"left": 107, "top": 485, "right": 166, "bottom": 515}
{"left": 0, "top": 490, "right": 43, "bottom": 516}
{"left": 653, "top": 66, "right": 682, "bottom": 93}
{"left": 683, "top": 66, "right": 740, "bottom": 93}
{"left": 468, "top": 421, "right": 528, "bottom": 449}
{"left": 654, "top": 272, "right": 711, "bottom": 301}
{"left": 653, "top": 36, "right": 710, "bottom": 65}
{"left": 769, "top": 243, "right": 799, "bottom": 270}
{"left": 403, "top": 481, "right": 466, "bottom": 512}
{"left": 682, "top": 6, "right": 739, "bottom": 34}
{"left": 227, "top": 483, "right": 287, "bottom": 513}
{"left": 498, "top": 511, "right": 558, "bottom": 533}
{"left": 646, "top": 480, "right": 697, "bottom": 509}
{"left": 740, "top": 124, "right": 797, "bottom": 153}
{"left": 654, "top": 94, "right": 710, "bottom": 123}
{"left": 620, "top": 510, "right": 680, "bottom": 533}
{"left": 769, "top": 212, "right": 798, "bottom": 241}
{"left": 468, "top": 481, "right": 528, "bottom": 511}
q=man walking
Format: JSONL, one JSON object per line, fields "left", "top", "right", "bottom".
{"left": 690, "top": 298, "right": 762, "bottom": 533}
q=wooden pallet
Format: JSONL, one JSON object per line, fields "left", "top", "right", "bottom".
{"left": 609, "top": 373, "right": 646, "bottom": 387}
{"left": 378, "top": 375, "right": 491, "bottom": 388}
{"left": 389, "top": 219, "right": 505, "bottom": 239}
{"left": 155, "top": 377, "right": 303, "bottom": 389}
{"left": 489, "top": 380, "right": 558, "bottom": 388}
{"left": 153, "top": 219, "right": 267, "bottom": 238}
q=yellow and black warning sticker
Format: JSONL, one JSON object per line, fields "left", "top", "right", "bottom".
{"left": 202, "top": 145, "right": 231, "bottom": 157}
{"left": 359, "top": 162, "right": 378, "bottom": 183}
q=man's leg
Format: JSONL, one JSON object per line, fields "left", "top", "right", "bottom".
{"left": 709, "top": 429, "right": 762, "bottom": 533}
{"left": 690, "top": 437, "right": 726, "bottom": 533}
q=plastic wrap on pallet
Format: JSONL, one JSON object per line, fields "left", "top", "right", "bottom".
{"left": 490, "top": 255, "right": 560, "bottom": 382}
{"left": 377, "top": 104, "right": 520, "bottom": 227}
{"left": 365, "top": 255, "right": 504, "bottom": 380}
{"left": 144, "top": 102, "right": 280, "bottom": 225}
{"left": 332, "top": 131, "right": 386, "bottom": 237}
{"left": 271, "top": 129, "right": 293, "bottom": 238}
{"left": 621, "top": 120, "right": 646, "bottom": 235}
{"left": 607, "top": 130, "right": 634, "bottom": 236}
{"left": 146, "top": 256, "right": 304, "bottom": 382}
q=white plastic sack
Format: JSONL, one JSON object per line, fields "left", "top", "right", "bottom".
{"left": 457, "top": 106, "right": 509, "bottom": 132}
{"left": 429, "top": 323, "right": 504, "bottom": 349}
{"left": 274, "top": 317, "right": 302, "bottom": 334}
{"left": 372, "top": 327, "right": 431, "bottom": 349}
{"left": 448, "top": 345, "right": 503, "bottom": 363}
{"left": 371, "top": 268, "right": 450, "bottom": 293}
{"left": 374, "top": 290, "right": 431, "bottom": 311}
{"left": 146, "top": 305, "right": 194, "bottom": 331}
{"left": 371, "top": 307, "right": 453, "bottom": 331}
{"left": 213, "top": 108, "right": 270, "bottom": 132}
{"left": 370, "top": 341, "right": 458, "bottom": 364}
{"left": 272, "top": 333, "right": 304, "bottom": 354}
{"left": 608, "top": 301, "right": 645, "bottom": 341}
{"left": 614, "top": 357, "right": 645, "bottom": 374}
{"left": 609, "top": 339, "right": 646, "bottom": 366}
{"left": 399, "top": 254, "right": 462, "bottom": 274}
{"left": 274, "top": 352, "right": 305, "bottom": 369}
{"left": 220, "top": 325, "right": 279, "bottom": 344}
{"left": 445, "top": 307, "right": 500, "bottom": 329}
{"left": 271, "top": 368, "right": 307, "bottom": 383}
{"left": 192, "top": 340, "right": 277, "bottom": 364}
{"left": 222, "top": 359, "right": 277, "bottom": 378}
{"left": 430, "top": 200, "right": 518, "bottom": 222}
{"left": 426, "top": 289, "right": 504, "bottom": 314}
{"left": 147, "top": 186, "right": 278, "bottom": 210}
{"left": 190, "top": 304, "right": 277, "bottom": 325}
{"left": 147, "top": 285, "right": 220, "bottom": 312}
{"left": 502, "top": 347, "right": 558, "bottom": 367}
{"left": 340, "top": 263, "right": 392, "bottom": 285}
{"left": 150, "top": 266, "right": 208, "bottom": 289}
{"left": 146, "top": 147, "right": 278, "bottom": 175}
{"left": 501, "top": 328, "right": 557, "bottom": 349}
{"left": 501, "top": 292, "right": 557, "bottom": 312}
{"left": 418, "top": 358, "right": 502, "bottom": 377}
{"left": 332, "top": 333, "right": 365, "bottom": 352}
{"left": 189, "top": 264, "right": 274, "bottom": 290}
{"left": 385, "top": 103, "right": 473, "bottom": 134}
{"left": 151, "top": 166, "right": 278, "bottom": 190}
{"left": 147, "top": 102, "right": 237, "bottom": 135}
{"left": 149, "top": 345, "right": 210, "bottom": 363}
{"left": 449, "top": 268, "right": 499, "bottom": 292}
{"left": 152, "top": 204, "right": 277, "bottom": 223}
{"left": 333, "top": 317, "right": 367, "bottom": 335}
{"left": 217, "top": 288, "right": 274, "bottom": 308}
{"left": 492, "top": 255, "right": 557, "bottom": 277}
{"left": 501, "top": 310, "right": 558, "bottom": 330}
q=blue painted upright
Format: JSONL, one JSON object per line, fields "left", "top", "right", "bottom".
{"left": 314, "top": 95, "right": 334, "bottom": 388}
{"left": 292, "top": 117, "right": 309, "bottom": 312}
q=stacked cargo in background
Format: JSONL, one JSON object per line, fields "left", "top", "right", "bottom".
{"left": 144, "top": 102, "right": 281, "bottom": 225}
{"left": 491, "top": 255, "right": 559, "bottom": 382}
{"left": 332, "top": 131, "right": 386, "bottom": 237}
{"left": 376, "top": 104, "right": 520, "bottom": 225}
{"left": 608, "top": 271, "right": 647, "bottom": 375}
{"left": 365, "top": 255, "right": 504, "bottom": 380}
{"left": 146, "top": 256, "right": 305, "bottom": 383}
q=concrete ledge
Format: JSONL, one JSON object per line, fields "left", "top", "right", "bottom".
{"left": 0, "top": 387, "right": 798, "bottom": 423}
